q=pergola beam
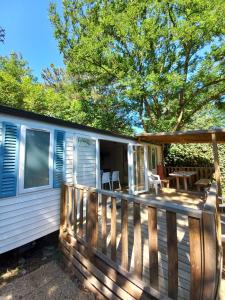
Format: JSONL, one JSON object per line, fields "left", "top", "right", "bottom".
{"left": 137, "top": 128, "right": 225, "bottom": 144}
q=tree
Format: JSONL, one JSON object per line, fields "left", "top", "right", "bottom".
{"left": 0, "top": 53, "right": 133, "bottom": 134}
{"left": 0, "top": 53, "right": 33, "bottom": 108}
{"left": 49, "top": 0, "right": 225, "bottom": 132}
{"left": 42, "top": 64, "right": 134, "bottom": 134}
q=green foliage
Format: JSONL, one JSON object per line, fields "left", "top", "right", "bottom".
{"left": 165, "top": 106, "right": 225, "bottom": 194}
{"left": 165, "top": 143, "right": 213, "bottom": 167}
{"left": 50, "top": 0, "right": 225, "bottom": 132}
{"left": 0, "top": 54, "right": 133, "bottom": 135}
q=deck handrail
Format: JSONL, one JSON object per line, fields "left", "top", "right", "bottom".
{"left": 59, "top": 183, "right": 222, "bottom": 300}
{"left": 66, "top": 183, "right": 202, "bottom": 218}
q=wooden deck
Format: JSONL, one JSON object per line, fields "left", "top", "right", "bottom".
{"left": 95, "top": 189, "right": 203, "bottom": 299}
{"left": 60, "top": 184, "right": 221, "bottom": 300}
{"left": 138, "top": 188, "right": 204, "bottom": 208}
{"left": 96, "top": 201, "right": 192, "bottom": 299}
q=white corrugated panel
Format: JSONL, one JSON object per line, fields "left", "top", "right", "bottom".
{"left": 0, "top": 188, "right": 61, "bottom": 254}
{"left": 76, "top": 137, "right": 96, "bottom": 187}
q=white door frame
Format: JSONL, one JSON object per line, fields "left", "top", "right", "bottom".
{"left": 128, "top": 144, "right": 148, "bottom": 195}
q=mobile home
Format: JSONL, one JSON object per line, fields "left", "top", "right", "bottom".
{"left": 0, "top": 105, "right": 161, "bottom": 254}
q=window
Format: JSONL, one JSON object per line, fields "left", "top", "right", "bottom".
{"left": 23, "top": 128, "right": 51, "bottom": 189}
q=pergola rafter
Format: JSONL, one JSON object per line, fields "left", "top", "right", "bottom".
{"left": 137, "top": 128, "right": 225, "bottom": 196}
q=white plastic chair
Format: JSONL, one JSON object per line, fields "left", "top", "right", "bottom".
{"left": 101, "top": 172, "right": 111, "bottom": 190}
{"left": 148, "top": 170, "right": 162, "bottom": 195}
{"left": 111, "top": 171, "right": 121, "bottom": 190}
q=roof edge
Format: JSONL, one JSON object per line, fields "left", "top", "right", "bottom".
{"left": 0, "top": 105, "right": 136, "bottom": 141}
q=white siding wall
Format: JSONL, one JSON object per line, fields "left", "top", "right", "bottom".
{"left": 0, "top": 113, "right": 139, "bottom": 254}
{"left": 0, "top": 189, "right": 60, "bottom": 254}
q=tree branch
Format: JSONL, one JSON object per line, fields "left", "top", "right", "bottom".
{"left": 192, "top": 77, "right": 225, "bottom": 97}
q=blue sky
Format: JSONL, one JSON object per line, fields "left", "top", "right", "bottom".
{"left": 0, "top": 0, "right": 64, "bottom": 80}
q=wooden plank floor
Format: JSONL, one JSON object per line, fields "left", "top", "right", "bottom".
{"left": 75, "top": 190, "right": 203, "bottom": 300}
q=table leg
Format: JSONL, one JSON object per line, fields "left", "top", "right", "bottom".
{"left": 189, "top": 176, "right": 192, "bottom": 187}
{"left": 176, "top": 177, "right": 180, "bottom": 190}
{"left": 184, "top": 177, "right": 188, "bottom": 191}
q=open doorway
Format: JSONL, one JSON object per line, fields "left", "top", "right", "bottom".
{"left": 99, "top": 140, "right": 128, "bottom": 191}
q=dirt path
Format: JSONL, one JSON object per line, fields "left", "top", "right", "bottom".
{"left": 0, "top": 261, "right": 94, "bottom": 300}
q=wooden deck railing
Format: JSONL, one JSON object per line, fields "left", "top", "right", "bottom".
{"left": 165, "top": 166, "right": 214, "bottom": 180}
{"left": 59, "top": 183, "right": 222, "bottom": 300}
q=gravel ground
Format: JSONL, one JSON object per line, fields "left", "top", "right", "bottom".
{"left": 0, "top": 260, "right": 95, "bottom": 300}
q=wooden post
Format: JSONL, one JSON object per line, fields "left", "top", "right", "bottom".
{"left": 202, "top": 211, "right": 217, "bottom": 299}
{"left": 202, "top": 183, "right": 222, "bottom": 300}
{"left": 67, "top": 186, "right": 73, "bottom": 233}
{"left": 211, "top": 133, "right": 222, "bottom": 197}
{"left": 60, "top": 184, "right": 67, "bottom": 237}
{"left": 87, "top": 191, "right": 98, "bottom": 257}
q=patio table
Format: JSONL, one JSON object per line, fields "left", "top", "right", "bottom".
{"left": 169, "top": 171, "right": 197, "bottom": 191}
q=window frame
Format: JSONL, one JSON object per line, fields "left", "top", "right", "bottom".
{"left": 19, "top": 124, "right": 54, "bottom": 194}
{"left": 147, "top": 145, "right": 158, "bottom": 173}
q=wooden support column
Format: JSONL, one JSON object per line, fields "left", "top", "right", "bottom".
{"left": 211, "top": 133, "right": 222, "bottom": 197}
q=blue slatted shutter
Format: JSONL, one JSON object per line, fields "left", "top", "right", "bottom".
{"left": 0, "top": 122, "right": 19, "bottom": 198}
{"left": 53, "top": 130, "right": 65, "bottom": 188}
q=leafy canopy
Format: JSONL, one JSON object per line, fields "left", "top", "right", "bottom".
{"left": 0, "top": 53, "right": 133, "bottom": 134}
{"left": 50, "top": 0, "right": 225, "bottom": 132}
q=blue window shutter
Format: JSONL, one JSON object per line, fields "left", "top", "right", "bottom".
{"left": 53, "top": 130, "right": 65, "bottom": 188}
{"left": 0, "top": 122, "right": 19, "bottom": 198}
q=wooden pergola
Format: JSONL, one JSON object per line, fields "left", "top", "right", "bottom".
{"left": 137, "top": 128, "right": 225, "bottom": 196}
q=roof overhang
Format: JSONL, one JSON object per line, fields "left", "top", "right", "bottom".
{"left": 137, "top": 129, "right": 225, "bottom": 144}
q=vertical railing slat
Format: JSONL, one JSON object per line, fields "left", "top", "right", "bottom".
{"left": 111, "top": 196, "right": 117, "bottom": 261}
{"left": 133, "top": 202, "right": 142, "bottom": 279}
{"left": 166, "top": 211, "right": 178, "bottom": 299}
{"left": 188, "top": 216, "right": 203, "bottom": 300}
{"left": 73, "top": 187, "right": 77, "bottom": 236}
{"left": 67, "top": 186, "right": 73, "bottom": 232}
{"left": 121, "top": 198, "right": 128, "bottom": 270}
{"left": 101, "top": 194, "right": 107, "bottom": 254}
{"left": 60, "top": 184, "right": 67, "bottom": 235}
{"left": 78, "top": 189, "right": 84, "bottom": 238}
{"left": 148, "top": 206, "right": 158, "bottom": 290}
{"left": 87, "top": 191, "right": 98, "bottom": 256}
